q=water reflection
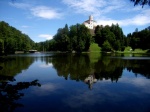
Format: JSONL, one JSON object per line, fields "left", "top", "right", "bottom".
{"left": 2, "top": 53, "right": 149, "bottom": 86}
{"left": 0, "top": 75, "right": 41, "bottom": 112}
{"left": 0, "top": 56, "right": 41, "bottom": 112}
{"left": 0, "top": 56, "right": 35, "bottom": 77}
{"left": 50, "top": 53, "right": 150, "bottom": 83}
{"left": 1, "top": 53, "right": 150, "bottom": 112}
{"left": 84, "top": 74, "right": 97, "bottom": 89}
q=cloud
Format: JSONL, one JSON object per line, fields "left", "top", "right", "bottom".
{"left": 100, "top": 0, "right": 125, "bottom": 14}
{"left": 62, "top": 0, "right": 106, "bottom": 16}
{"left": 9, "top": 2, "right": 31, "bottom": 9}
{"left": 97, "top": 9, "right": 150, "bottom": 26}
{"left": 120, "top": 76, "right": 150, "bottom": 87}
{"left": 62, "top": 0, "right": 125, "bottom": 16}
{"left": 31, "top": 6, "right": 63, "bottom": 19}
{"left": 10, "top": 2, "right": 63, "bottom": 20}
{"left": 21, "top": 25, "right": 30, "bottom": 28}
{"left": 38, "top": 34, "right": 53, "bottom": 40}
{"left": 32, "top": 83, "right": 61, "bottom": 96}
{"left": 39, "top": 63, "right": 53, "bottom": 68}
{"left": 62, "top": 0, "right": 150, "bottom": 27}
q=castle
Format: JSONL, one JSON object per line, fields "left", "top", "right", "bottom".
{"left": 83, "top": 15, "right": 97, "bottom": 30}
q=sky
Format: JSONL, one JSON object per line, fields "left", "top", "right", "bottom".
{"left": 0, "top": 0, "right": 150, "bottom": 42}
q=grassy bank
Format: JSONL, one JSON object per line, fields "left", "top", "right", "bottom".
{"left": 89, "top": 43, "right": 101, "bottom": 52}
{"left": 89, "top": 45, "right": 149, "bottom": 54}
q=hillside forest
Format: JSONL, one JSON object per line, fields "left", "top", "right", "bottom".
{"left": 0, "top": 21, "right": 150, "bottom": 55}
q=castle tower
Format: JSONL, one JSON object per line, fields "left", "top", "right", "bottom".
{"left": 83, "top": 15, "right": 97, "bottom": 30}
{"left": 89, "top": 15, "right": 93, "bottom": 21}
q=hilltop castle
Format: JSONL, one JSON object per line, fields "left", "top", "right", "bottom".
{"left": 83, "top": 15, "right": 97, "bottom": 30}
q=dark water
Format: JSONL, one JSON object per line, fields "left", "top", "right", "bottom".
{"left": 0, "top": 53, "right": 150, "bottom": 112}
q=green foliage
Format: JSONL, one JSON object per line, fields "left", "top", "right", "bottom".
{"left": 94, "top": 24, "right": 125, "bottom": 52}
{"left": 0, "top": 21, "right": 35, "bottom": 55}
{"left": 133, "top": 49, "right": 147, "bottom": 53}
{"left": 53, "top": 24, "right": 70, "bottom": 51}
{"left": 124, "top": 46, "right": 132, "bottom": 52}
{"left": 0, "top": 39, "right": 3, "bottom": 55}
{"left": 48, "top": 24, "right": 92, "bottom": 52}
{"left": 35, "top": 23, "right": 150, "bottom": 53}
{"left": 126, "top": 28, "right": 150, "bottom": 50}
{"left": 102, "top": 40, "right": 112, "bottom": 52}
{"left": 89, "top": 43, "right": 101, "bottom": 52}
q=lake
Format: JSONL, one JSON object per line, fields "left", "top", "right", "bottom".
{"left": 0, "top": 53, "right": 150, "bottom": 112}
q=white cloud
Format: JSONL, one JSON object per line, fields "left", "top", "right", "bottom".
{"left": 62, "top": 0, "right": 150, "bottom": 27}
{"left": 62, "top": 0, "right": 106, "bottom": 16}
{"left": 39, "top": 63, "right": 53, "bottom": 68}
{"left": 97, "top": 19, "right": 119, "bottom": 26}
{"left": 31, "top": 6, "right": 63, "bottom": 19}
{"left": 101, "top": 0, "right": 125, "bottom": 14}
{"left": 97, "top": 9, "right": 150, "bottom": 26}
{"left": 32, "top": 83, "right": 61, "bottom": 96}
{"left": 38, "top": 34, "right": 53, "bottom": 40}
{"left": 10, "top": 2, "right": 63, "bottom": 20}
{"left": 62, "top": 0, "right": 125, "bottom": 17}
{"left": 21, "top": 25, "right": 30, "bottom": 28}
{"left": 9, "top": 2, "right": 31, "bottom": 9}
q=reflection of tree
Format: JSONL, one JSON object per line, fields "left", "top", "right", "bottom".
{"left": 0, "top": 56, "right": 41, "bottom": 111}
{"left": 0, "top": 56, "right": 34, "bottom": 77}
{"left": 52, "top": 54, "right": 92, "bottom": 81}
{"left": 94, "top": 56, "right": 124, "bottom": 82}
{"left": 0, "top": 75, "right": 41, "bottom": 112}
{"left": 52, "top": 54, "right": 123, "bottom": 82}
{"left": 51, "top": 53, "right": 150, "bottom": 84}
{"left": 125, "top": 60, "right": 150, "bottom": 78}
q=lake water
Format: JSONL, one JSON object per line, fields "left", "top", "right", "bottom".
{"left": 0, "top": 53, "right": 150, "bottom": 112}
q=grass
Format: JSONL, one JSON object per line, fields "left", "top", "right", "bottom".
{"left": 132, "top": 49, "right": 147, "bottom": 53}
{"left": 88, "top": 44, "right": 149, "bottom": 54}
{"left": 89, "top": 43, "right": 101, "bottom": 52}
{"left": 116, "top": 46, "right": 148, "bottom": 54}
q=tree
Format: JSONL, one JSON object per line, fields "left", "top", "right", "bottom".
{"left": 101, "top": 40, "right": 112, "bottom": 52}
{"left": 94, "top": 25, "right": 102, "bottom": 45}
{"left": 131, "top": 0, "right": 150, "bottom": 7}
{"left": 94, "top": 24, "right": 125, "bottom": 51}
{"left": 0, "top": 39, "right": 3, "bottom": 55}
{"left": 77, "top": 24, "right": 91, "bottom": 51}
{"left": 53, "top": 24, "right": 70, "bottom": 51}
{"left": 69, "top": 25, "right": 77, "bottom": 51}
{"left": 53, "top": 24, "right": 91, "bottom": 52}
{"left": 0, "top": 21, "right": 35, "bottom": 54}
{"left": 127, "top": 27, "right": 150, "bottom": 50}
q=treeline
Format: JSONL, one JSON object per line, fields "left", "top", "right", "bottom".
{"left": 1, "top": 20, "right": 150, "bottom": 54}
{"left": 126, "top": 28, "right": 150, "bottom": 50}
{"left": 38, "top": 23, "right": 126, "bottom": 52}
{"left": 0, "top": 21, "right": 35, "bottom": 55}
{"left": 39, "top": 23, "right": 150, "bottom": 52}
{"left": 95, "top": 25, "right": 150, "bottom": 51}
{"left": 37, "top": 24, "right": 92, "bottom": 52}
{"left": 94, "top": 24, "right": 126, "bottom": 51}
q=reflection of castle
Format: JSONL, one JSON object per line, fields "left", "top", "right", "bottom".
{"left": 83, "top": 15, "right": 97, "bottom": 30}
{"left": 84, "top": 74, "right": 97, "bottom": 89}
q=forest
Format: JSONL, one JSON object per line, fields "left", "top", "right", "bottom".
{"left": 36, "top": 23, "right": 150, "bottom": 53}
{"left": 0, "top": 21, "right": 150, "bottom": 55}
{"left": 0, "top": 21, "right": 35, "bottom": 55}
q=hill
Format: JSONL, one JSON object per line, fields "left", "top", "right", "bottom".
{"left": 0, "top": 21, "right": 35, "bottom": 55}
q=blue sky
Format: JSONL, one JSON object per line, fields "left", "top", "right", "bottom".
{"left": 0, "top": 0, "right": 150, "bottom": 42}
